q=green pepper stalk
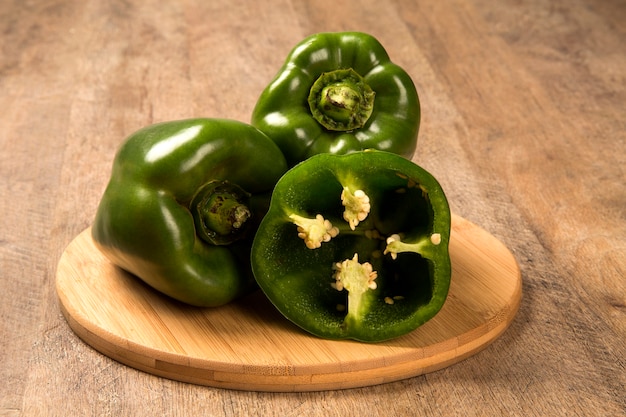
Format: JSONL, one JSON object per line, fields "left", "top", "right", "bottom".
{"left": 190, "top": 180, "right": 253, "bottom": 245}
{"left": 308, "top": 68, "right": 375, "bottom": 131}
{"left": 251, "top": 32, "right": 421, "bottom": 167}
{"left": 251, "top": 150, "right": 451, "bottom": 342}
{"left": 92, "top": 118, "right": 288, "bottom": 307}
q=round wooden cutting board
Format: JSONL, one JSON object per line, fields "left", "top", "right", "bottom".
{"left": 56, "top": 214, "right": 521, "bottom": 392}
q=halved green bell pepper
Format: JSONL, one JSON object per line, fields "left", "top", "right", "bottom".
{"left": 251, "top": 32, "right": 421, "bottom": 167}
{"left": 92, "top": 118, "right": 288, "bottom": 307}
{"left": 251, "top": 150, "right": 451, "bottom": 342}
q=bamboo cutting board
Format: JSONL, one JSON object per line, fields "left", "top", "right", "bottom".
{"left": 56, "top": 214, "right": 521, "bottom": 392}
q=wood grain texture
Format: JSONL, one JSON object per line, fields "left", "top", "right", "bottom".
{"left": 55, "top": 215, "right": 521, "bottom": 392}
{"left": 1, "top": 0, "right": 624, "bottom": 415}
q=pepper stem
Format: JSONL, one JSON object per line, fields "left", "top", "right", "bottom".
{"left": 308, "top": 68, "right": 375, "bottom": 131}
{"left": 191, "top": 180, "right": 252, "bottom": 245}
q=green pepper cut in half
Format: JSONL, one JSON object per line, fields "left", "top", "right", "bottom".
{"left": 251, "top": 151, "right": 451, "bottom": 342}
{"left": 92, "top": 118, "right": 288, "bottom": 307}
{"left": 251, "top": 32, "right": 421, "bottom": 167}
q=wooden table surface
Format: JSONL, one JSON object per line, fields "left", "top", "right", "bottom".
{"left": 1, "top": 0, "right": 624, "bottom": 416}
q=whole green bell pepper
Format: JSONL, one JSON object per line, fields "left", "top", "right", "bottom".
{"left": 251, "top": 32, "right": 421, "bottom": 167}
{"left": 251, "top": 150, "right": 451, "bottom": 342}
{"left": 92, "top": 118, "right": 288, "bottom": 307}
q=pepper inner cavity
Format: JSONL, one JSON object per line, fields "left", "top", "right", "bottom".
{"left": 289, "top": 182, "right": 440, "bottom": 322}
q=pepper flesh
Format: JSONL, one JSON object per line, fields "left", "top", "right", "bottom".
{"left": 251, "top": 32, "right": 421, "bottom": 167}
{"left": 92, "top": 118, "right": 287, "bottom": 307}
{"left": 251, "top": 150, "right": 451, "bottom": 342}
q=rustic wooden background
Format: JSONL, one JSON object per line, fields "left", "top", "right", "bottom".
{"left": 1, "top": 0, "right": 624, "bottom": 415}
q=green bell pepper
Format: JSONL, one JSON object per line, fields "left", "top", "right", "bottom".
{"left": 251, "top": 150, "right": 451, "bottom": 342}
{"left": 92, "top": 118, "right": 288, "bottom": 307}
{"left": 251, "top": 32, "right": 421, "bottom": 167}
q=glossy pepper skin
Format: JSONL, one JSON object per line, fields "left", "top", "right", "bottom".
{"left": 251, "top": 32, "right": 421, "bottom": 167}
{"left": 92, "top": 118, "right": 288, "bottom": 307}
{"left": 251, "top": 151, "right": 451, "bottom": 342}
